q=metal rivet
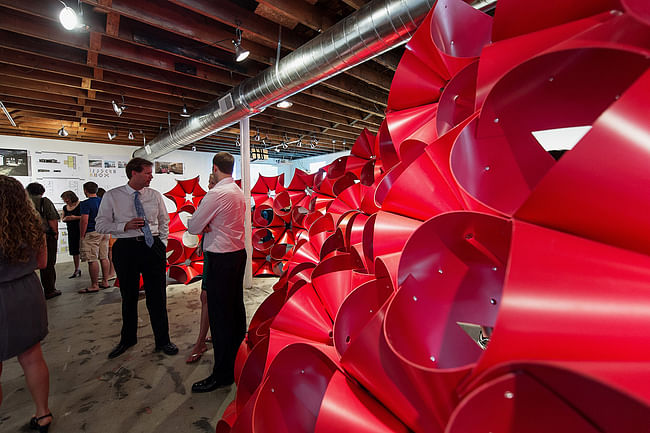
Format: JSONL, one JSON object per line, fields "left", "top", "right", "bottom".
{"left": 369, "top": 309, "right": 373, "bottom": 313}
{"left": 504, "top": 391, "right": 514, "bottom": 399}
{"left": 301, "top": 370, "right": 305, "bottom": 374}
{"left": 490, "top": 298, "right": 497, "bottom": 305}
{"left": 271, "top": 388, "right": 275, "bottom": 393}
{"left": 346, "top": 336, "right": 351, "bottom": 343}
{"left": 492, "top": 267, "right": 498, "bottom": 271}
{"left": 413, "top": 296, "right": 418, "bottom": 301}
{"left": 493, "top": 118, "right": 499, "bottom": 123}
{"left": 465, "top": 233, "right": 474, "bottom": 239}
{"left": 430, "top": 355, "right": 436, "bottom": 362}
{"left": 450, "top": 40, "right": 454, "bottom": 45}
{"left": 438, "top": 269, "right": 443, "bottom": 274}
{"left": 548, "top": 77, "right": 554, "bottom": 82}
{"left": 484, "top": 166, "right": 490, "bottom": 171}
{"left": 614, "top": 94, "right": 620, "bottom": 100}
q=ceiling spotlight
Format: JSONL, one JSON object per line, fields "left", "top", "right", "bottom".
{"left": 180, "top": 104, "right": 190, "bottom": 117}
{"left": 180, "top": 100, "right": 190, "bottom": 118}
{"left": 58, "top": 1, "right": 79, "bottom": 30}
{"left": 57, "top": 125, "right": 69, "bottom": 137}
{"left": 235, "top": 137, "right": 241, "bottom": 146}
{"left": 274, "top": 147, "right": 280, "bottom": 153}
{"left": 233, "top": 27, "right": 249, "bottom": 62}
{"left": 128, "top": 129, "right": 134, "bottom": 140}
{"left": 111, "top": 96, "right": 126, "bottom": 117}
{"left": 253, "top": 128, "right": 260, "bottom": 141}
{"left": 297, "top": 138, "right": 302, "bottom": 147}
{"left": 277, "top": 100, "right": 293, "bottom": 109}
{"left": 192, "top": 145, "right": 197, "bottom": 151}
{"left": 309, "top": 142, "right": 315, "bottom": 149}
{"left": 107, "top": 128, "right": 117, "bottom": 141}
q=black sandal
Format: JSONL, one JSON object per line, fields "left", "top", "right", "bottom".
{"left": 29, "top": 413, "right": 53, "bottom": 432}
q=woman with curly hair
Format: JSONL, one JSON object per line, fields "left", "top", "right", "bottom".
{"left": 0, "top": 175, "right": 54, "bottom": 432}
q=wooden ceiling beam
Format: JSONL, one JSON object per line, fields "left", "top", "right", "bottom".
{"left": 168, "top": 0, "right": 305, "bottom": 50}
{"left": 81, "top": 0, "right": 277, "bottom": 64}
{"left": 255, "top": 0, "right": 336, "bottom": 33}
{"left": 323, "top": 74, "right": 388, "bottom": 106}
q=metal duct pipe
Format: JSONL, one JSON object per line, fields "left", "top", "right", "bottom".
{"left": 133, "top": 0, "right": 435, "bottom": 160}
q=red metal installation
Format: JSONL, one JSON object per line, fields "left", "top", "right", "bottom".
{"left": 161, "top": 0, "right": 650, "bottom": 430}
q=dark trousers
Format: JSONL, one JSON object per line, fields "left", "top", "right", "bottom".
{"left": 204, "top": 249, "right": 247, "bottom": 381}
{"left": 39, "top": 233, "right": 57, "bottom": 295}
{"left": 112, "top": 237, "right": 170, "bottom": 347}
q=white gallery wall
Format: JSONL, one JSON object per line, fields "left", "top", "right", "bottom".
{"left": 1, "top": 134, "right": 348, "bottom": 263}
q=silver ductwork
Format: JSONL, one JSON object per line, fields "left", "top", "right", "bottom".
{"left": 133, "top": 0, "right": 435, "bottom": 160}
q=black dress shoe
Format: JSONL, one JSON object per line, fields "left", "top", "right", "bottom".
{"left": 44, "top": 290, "right": 62, "bottom": 300}
{"left": 154, "top": 342, "right": 179, "bottom": 356}
{"left": 191, "top": 375, "right": 234, "bottom": 393}
{"left": 108, "top": 341, "right": 136, "bottom": 359}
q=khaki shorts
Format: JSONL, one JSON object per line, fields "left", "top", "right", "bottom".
{"left": 80, "top": 231, "right": 110, "bottom": 262}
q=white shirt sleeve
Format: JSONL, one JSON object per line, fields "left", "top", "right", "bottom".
{"left": 187, "top": 189, "right": 220, "bottom": 235}
{"left": 96, "top": 190, "right": 127, "bottom": 234}
{"left": 156, "top": 192, "right": 169, "bottom": 245}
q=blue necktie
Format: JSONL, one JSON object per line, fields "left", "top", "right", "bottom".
{"left": 134, "top": 191, "right": 154, "bottom": 247}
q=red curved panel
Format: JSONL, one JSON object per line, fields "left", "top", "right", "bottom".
{"left": 252, "top": 204, "right": 284, "bottom": 227}
{"left": 376, "top": 120, "right": 400, "bottom": 172}
{"left": 335, "top": 281, "right": 430, "bottom": 433}
{"left": 311, "top": 253, "right": 364, "bottom": 321}
{"left": 247, "top": 290, "right": 286, "bottom": 348}
{"left": 314, "top": 370, "right": 410, "bottom": 433}
{"left": 236, "top": 338, "right": 269, "bottom": 414}
{"left": 386, "top": 103, "right": 439, "bottom": 162}
{"left": 252, "top": 344, "right": 338, "bottom": 433}
{"left": 515, "top": 67, "right": 650, "bottom": 258}
{"left": 272, "top": 190, "right": 292, "bottom": 221}
{"left": 271, "top": 283, "right": 333, "bottom": 344}
{"left": 491, "top": 0, "right": 619, "bottom": 42}
{"left": 362, "top": 211, "right": 422, "bottom": 273}
{"left": 471, "top": 220, "right": 650, "bottom": 380}
{"left": 350, "top": 128, "right": 376, "bottom": 159}
{"left": 447, "top": 371, "right": 601, "bottom": 433}
{"left": 436, "top": 61, "right": 478, "bottom": 136}
{"left": 327, "top": 155, "right": 370, "bottom": 179}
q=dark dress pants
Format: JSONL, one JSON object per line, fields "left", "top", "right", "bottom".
{"left": 112, "top": 237, "right": 171, "bottom": 347}
{"left": 39, "top": 233, "right": 57, "bottom": 295}
{"left": 204, "top": 249, "right": 247, "bottom": 381}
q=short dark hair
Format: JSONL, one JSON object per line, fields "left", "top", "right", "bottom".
{"left": 60, "top": 190, "right": 79, "bottom": 203}
{"left": 26, "top": 182, "right": 45, "bottom": 196}
{"left": 126, "top": 157, "right": 153, "bottom": 179}
{"left": 212, "top": 152, "right": 234, "bottom": 175}
{"left": 97, "top": 187, "right": 105, "bottom": 198}
{"left": 83, "top": 181, "right": 98, "bottom": 194}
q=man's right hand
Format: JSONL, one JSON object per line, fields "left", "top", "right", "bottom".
{"left": 125, "top": 218, "right": 145, "bottom": 231}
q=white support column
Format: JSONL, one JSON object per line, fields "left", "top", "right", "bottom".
{"left": 240, "top": 117, "right": 253, "bottom": 288}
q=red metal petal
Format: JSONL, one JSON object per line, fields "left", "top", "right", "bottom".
{"left": 253, "top": 343, "right": 338, "bottom": 433}
{"left": 350, "top": 128, "right": 376, "bottom": 159}
{"left": 515, "top": 67, "right": 650, "bottom": 258}
{"left": 236, "top": 337, "right": 269, "bottom": 414}
{"left": 314, "top": 370, "right": 410, "bottom": 433}
{"left": 271, "top": 282, "right": 333, "bottom": 344}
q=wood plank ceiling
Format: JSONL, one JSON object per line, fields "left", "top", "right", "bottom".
{"left": 0, "top": 0, "right": 404, "bottom": 159}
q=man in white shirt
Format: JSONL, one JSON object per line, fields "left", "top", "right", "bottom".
{"left": 96, "top": 157, "right": 178, "bottom": 359}
{"left": 187, "top": 152, "right": 247, "bottom": 392}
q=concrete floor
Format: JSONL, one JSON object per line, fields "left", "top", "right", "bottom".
{"left": 0, "top": 261, "right": 276, "bottom": 433}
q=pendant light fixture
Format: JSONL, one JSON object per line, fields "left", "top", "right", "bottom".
{"left": 180, "top": 98, "right": 190, "bottom": 117}
{"left": 111, "top": 95, "right": 127, "bottom": 117}
{"left": 58, "top": 1, "right": 80, "bottom": 31}
{"left": 57, "top": 125, "right": 69, "bottom": 137}
{"left": 277, "top": 100, "right": 293, "bottom": 109}
{"left": 128, "top": 129, "right": 134, "bottom": 140}
{"left": 233, "top": 27, "right": 250, "bottom": 62}
{"left": 107, "top": 128, "right": 117, "bottom": 140}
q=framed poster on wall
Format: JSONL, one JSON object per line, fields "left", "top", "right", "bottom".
{"left": 0, "top": 148, "right": 29, "bottom": 176}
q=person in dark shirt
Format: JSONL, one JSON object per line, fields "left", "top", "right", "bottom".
{"left": 26, "top": 182, "right": 61, "bottom": 299}
{"left": 60, "top": 190, "right": 81, "bottom": 278}
{"left": 78, "top": 182, "right": 110, "bottom": 293}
